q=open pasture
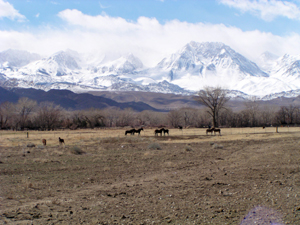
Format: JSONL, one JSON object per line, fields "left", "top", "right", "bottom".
{"left": 0, "top": 126, "right": 298, "bottom": 147}
{"left": 1, "top": 128, "right": 300, "bottom": 224}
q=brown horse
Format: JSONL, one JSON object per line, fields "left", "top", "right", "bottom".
{"left": 154, "top": 128, "right": 164, "bottom": 136}
{"left": 213, "top": 128, "right": 221, "bottom": 136}
{"left": 125, "top": 129, "right": 136, "bottom": 135}
{"left": 42, "top": 139, "right": 47, "bottom": 146}
{"left": 59, "top": 137, "right": 65, "bottom": 145}
{"left": 163, "top": 128, "right": 169, "bottom": 136}
{"left": 206, "top": 128, "right": 214, "bottom": 135}
{"left": 135, "top": 128, "right": 144, "bottom": 135}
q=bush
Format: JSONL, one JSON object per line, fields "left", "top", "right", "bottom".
{"left": 185, "top": 146, "right": 193, "bottom": 151}
{"left": 147, "top": 143, "right": 162, "bottom": 150}
{"left": 27, "top": 143, "right": 36, "bottom": 148}
{"left": 70, "top": 146, "right": 85, "bottom": 155}
{"left": 212, "top": 143, "right": 223, "bottom": 149}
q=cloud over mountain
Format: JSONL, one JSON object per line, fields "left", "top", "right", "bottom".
{"left": 1, "top": 7, "right": 300, "bottom": 68}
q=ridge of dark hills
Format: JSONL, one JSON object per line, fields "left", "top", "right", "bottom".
{"left": 0, "top": 86, "right": 19, "bottom": 103}
{"left": 88, "top": 91, "right": 300, "bottom": 111}
{"left": 0, "top": 87, "right": 162, "bottom": 112}
{"left": 1, "top": 87, "right": 299, "bottom": 112}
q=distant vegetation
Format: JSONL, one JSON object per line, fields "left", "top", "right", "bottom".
{"left": 0, "top": 95, "right": 299, "bottom": 131}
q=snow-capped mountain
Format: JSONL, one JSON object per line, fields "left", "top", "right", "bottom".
{"left": 0, "top": 49, "right": 41, "bottom": 68}
{"left": 19, "top": 50, "right": 81, "bottom": 77}
{"left": 2, "top": 41, "right": 300, "bottom": 100}
{"left": 157, "top": 41, "right": 267, "bottom": 79}
{"left": 146, "top": 41, "right": 269, "bottom": 93}
{"left": 89, "top": 53, "right": 143, "bottom": 75}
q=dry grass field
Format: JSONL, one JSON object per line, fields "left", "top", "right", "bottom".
{"left": 1, "top": 127, "right": 300, "bottom": 224}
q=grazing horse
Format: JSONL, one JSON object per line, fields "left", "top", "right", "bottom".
{"left": 125, "top": 129, "right": 136, "bottom": 135}
{"left": 213, "top": 128, "right": 221, "bottom": 136}
{"left": 154, "top": 128, "right": 164, "bottom": 136}
{"left": 206, "top": 128, "right": 214, "bottom": 135}
{"left": 163, "top": 128, "right": 169, "bottom": 136}
{"left": 42, "top": 139, "right": 47, "bottom": 146}
{"left": 135, "top": 128, "right": 144, "bottom": 135}
{"left": 59, "top": 137, "right": 65, "bottom": 145}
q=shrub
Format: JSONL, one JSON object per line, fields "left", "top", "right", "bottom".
{"left": 212, "top": 144, "right": 224, "bottom": 149}
{"left": 70, "top": 146, "right": 85, "bottom": 155}
{"left": 27, "top": 143, "right": 36, "bottom": 148}
{"left": 147, "top": 142, "right": 162, "bottom": 150}
{"left": 185, "top": 146, "right": 193, "bottom": 151}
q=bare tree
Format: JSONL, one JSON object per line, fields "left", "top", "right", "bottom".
{"left": 34, "top": 102, "right": 62, "bottom": 130}
{"left": 179, "top": 108, "right": 196, "bottom": 127}
{"left": 148, "top": 111, "right": 167, "bottom": 127}
{"left": 286, "top": 104, "right": 297, "bottom": 125}
{"left": 167, "top": 109, "right": 182, "bottom": 128}
{"left": 261, "top": 105, "right": 276, "bottom": 126}
{"left": 193, "top": 109, "right": 210, "bottom": 128}
{"left": 15, "top": 98, "right": 37, "bottom": 130}
{"left": 82, "top": 108, "right": 105, "bottom": 128}
{"left": 195, "top": 86, "right": 230, "bottom": 127}
{"left": 275, "top": 106, "right": 288, "bottom": 125}
{"left": 136, "top": 110, "right": 152, "bottom": 127}
{"left": 244, "top": 97, "right": 260, "bottom": 127}
{"left": 116, "top": 108, "right": 135, "bottom": 127}
{"left": 0, "top": 101, "right": 14, "bottom": 129}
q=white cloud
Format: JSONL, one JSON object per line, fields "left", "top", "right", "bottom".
{"left": 35, "top": 13, "right": 39, "bottom": 18}
{"left": 0, "top": 0, "right": 26, "bottom": 21}
{"left": 1, "top": 9, "right": 300, "bottom": 67}
{"left": 219, "top": 0, "right": 300, "bottom": 21}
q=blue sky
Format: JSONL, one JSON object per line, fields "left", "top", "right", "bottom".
{"left": 1, "top": 0, "right": 300, "bottom": 66}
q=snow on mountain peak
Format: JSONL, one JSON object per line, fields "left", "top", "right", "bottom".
{"left": 0, "top": 49, "right": 41, "bottom": 68}
{"left": 155, "top": 41, "right": 267, "bottom": 87}
{"left": 2, "top": 42, "right": 300, "bottom": 100}
{"left": 90, "top": 53, "right": 143, "bottom": 75}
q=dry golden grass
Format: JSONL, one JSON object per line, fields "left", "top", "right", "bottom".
{"left": 1, "top": 126, "right": 299, "bottom": 147}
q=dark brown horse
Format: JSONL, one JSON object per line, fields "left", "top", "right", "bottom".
{"left": 42, "top": 139, "right": 46, "bottom": 146}
{"left": 154, "top": 128, "right": 164, "bottom": 136}
{"left": 163, "top": 128, "right": 169, "bottom": 136}
{"left": 135, "top": 128, "right": 144, "bottom": 135}
{"left": 59, "top": 137, "right": 65, "bottom": 145}
{"left": 206, "top": 128, "right": 214, "bottom": 135}
{"left": 125, "top": 129, "right": 136, "bottom": 135}
{"left": 213, "top": 128, "right": 221, "bottom": 136}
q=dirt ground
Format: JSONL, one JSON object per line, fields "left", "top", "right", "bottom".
{"left": 1, "top": 128, "right": 300, "bottom": 224}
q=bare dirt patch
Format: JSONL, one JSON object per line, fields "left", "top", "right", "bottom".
{"left": 1, "top": 129, "right": 300, "bottom": 224}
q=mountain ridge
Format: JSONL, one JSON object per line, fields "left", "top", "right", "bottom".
{"left": 2, "top": 41, "right": 300, "bottom": 99}
{"left": 0, "top": 87, "right": 163, "bottom": 112}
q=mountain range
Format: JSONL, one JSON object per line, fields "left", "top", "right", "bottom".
{"left": 0, "top": 86, "right": 161, "bottom": 112}
{"left": 2, "top": 41, "right": 300, "bottom": 100}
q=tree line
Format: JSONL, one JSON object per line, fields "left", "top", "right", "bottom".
{"left": 0, "top": 88, "right": 298, "bottom": 131}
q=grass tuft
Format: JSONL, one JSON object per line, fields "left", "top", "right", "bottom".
{"left": 185, "top": 146, "right": 193, "bottom": 151}
{"left": 70, "top": 146, "right": 85, "bottom": 155}
{"left": 147, "top": 142, "right": 162, "bottom": 150}
{"left": 212, "top": 144, "right": 224, "bottom": 149}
